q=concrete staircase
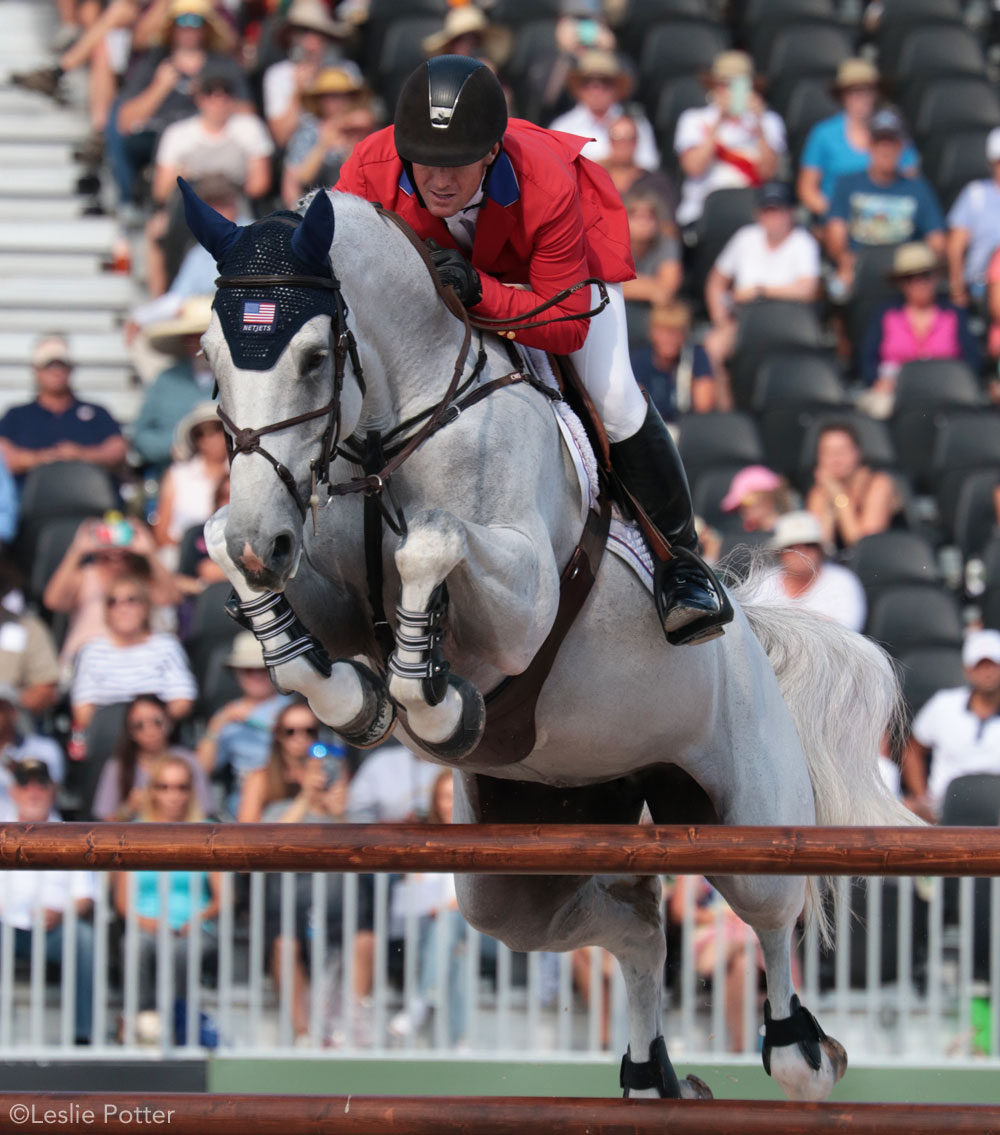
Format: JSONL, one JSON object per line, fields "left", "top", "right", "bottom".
{"left": 0, "top": 2, "right": 141, "bottom": 422}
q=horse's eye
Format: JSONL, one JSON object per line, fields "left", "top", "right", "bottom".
{"left": 303, "top": 349, "right": 328, "bottom": 373}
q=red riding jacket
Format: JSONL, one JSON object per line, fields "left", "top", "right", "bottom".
{"left": 334, "top": 118, "right": 635, "bottom": 353}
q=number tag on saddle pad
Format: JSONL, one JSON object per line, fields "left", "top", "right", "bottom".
{"left": 242, "top": 299, "right": 278, "bottom": 334}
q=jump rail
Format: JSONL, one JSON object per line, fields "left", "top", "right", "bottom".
{"left": 1, "top": 822, "right": 999, "bottom": 875}
{"left": 0, "top": 1094, "right": 997, "bottom": 1134}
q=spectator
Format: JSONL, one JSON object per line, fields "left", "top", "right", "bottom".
{"left": 237, "top": 701, "right": 371, "bottom": 1044}
{"left": 92, "top": 693, "right": 213, "bottom": 821}
{"left": 388, "top": 769, "right": 467, "bottom": 1045}
{"left": 598, "top": 113, "right": 677, "bottom": 217}
{"left": 0, "top": 334, "right": 127, "bottom": 484}
{"left": 112, "top": 753, "right": 221, "bottom": 1044}
{"left": 622, "top": 189, "right": 681, "bottom": 347}
{"left": 43, "top": 516, "right": 182, "bottom": 676}
{"left": 0, "top": 758, "right": 96, "bottom": 1044}
{"left": 421, "top": 6, "right": 510, "bottom": 63}
{"left": 112, "top": 0, "right": 247, "bottom": 207}
{"left": 176, "top": 474, "right": 230, "bottom": 596}
{"left": 0, "top": 689, "right": 65, "bottom": 820}
{"left": 804, "top": 422, "right": 899, "bottom": 553}
{"left": 152, "top": 402, "right": 229, "bottom": 564}
{"left": 0, "top": 554, "right": 60, "bottom": 715}
{"left": 797, "top": 59, "right": 918, "bottom": 220}
{"left": 0, "top": 455, "right": 16, "bottom": 547}
{"left": 70, "top": 575, "right": 197, "bottom": 731}
{"left": 263, "top": 0, "right": 352, "bottom": 148}
{"left": 860, "top": 242, "right": 981, "bottom": 400}
{"left": 704, "top": 181, "right": 821, "bottom": 407}
{"left": 720, "top": 465, "right": 792, "bottom": 536}
{"left": 195, "top": 631, "right": 288, "bottom": 818}
{"left": 901, "top": 629, "right": 1000, "bottom": 822}
{"left": 754, "top": 510, "right": 867, "bottom": 632}
{"left": 282, "top": 65, "right": 375, "bottom": 206}
{"left": 674, "top": 51, "right": 785, "bottom": 228}
{"left": 630, "top": 301, "right": 714, "bottom": 422}
{"left": 130, "top": 295, "right": 216, "bottom": 469}
{"left": 346, "top": 739, "right": 441, "bottom": 824}
{"left": 826, "top": 108, "right": 945, "bottom": 294}
{"left": 549, "top": 51, "right": 658, "bottom": 170}
{"left": 949, "top": 128, "right": 1000, "bottom": 310}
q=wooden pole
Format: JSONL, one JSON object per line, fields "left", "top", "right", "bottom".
{"left": 0, "top": 822, "right": 999, "bottom": 875}
{"left": 0, "top": 1094, "right": 997, "bottom": 1134}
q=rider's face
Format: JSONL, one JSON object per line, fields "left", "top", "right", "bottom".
{"left": 411, "top": 144, "right": 500, "bottom": 218}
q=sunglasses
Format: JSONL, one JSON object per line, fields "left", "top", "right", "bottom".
{"left": 580, "top": 76, "right": 614, "bottom": 87}
{"left": 107, "top": 594, "right": 143, "bottom": 608}
{"left": 174, "top": 13, "right": 205, "bottom": 27}
{"left": 280, "top": 724, "right": 319, "bottom": 738}
{"left": 153, "top": 782, "right": 192, "bottom": 792}
{"left": 13, "top": 774, "right": 52, "bottom": 788}
{"left": 129, "top": 715, "right": 167, "bottom": 733}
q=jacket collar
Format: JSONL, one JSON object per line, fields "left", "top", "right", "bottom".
{"left": 397, "top": 150, "right": 521, "bottom": 208}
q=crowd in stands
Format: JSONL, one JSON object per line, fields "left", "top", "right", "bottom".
{"left": 3, "top": 0, "right": 1000, "bottom": 1051}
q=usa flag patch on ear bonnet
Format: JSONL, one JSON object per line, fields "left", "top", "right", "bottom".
{"left": 242, "top": 299, "right": 277, "bottom": 333}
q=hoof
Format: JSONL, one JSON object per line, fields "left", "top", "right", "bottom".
{"left": 679, "top": 1074, "right": 713, "bottom": 1100}
{"left": 338, "top": 661, "right": 397, "bottom": 748}
{"left": 417, "top": 675, "right": 486, "bottom": 761}
{"left": 822, "top": 1036, "right": 848, "bottom": 1084}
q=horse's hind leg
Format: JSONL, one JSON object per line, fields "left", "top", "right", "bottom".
{"left": 453, "top": 773, "right": 711, "bottom": 1100}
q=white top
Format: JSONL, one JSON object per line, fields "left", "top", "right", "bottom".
{"left": 912, "top": 687, "right": 1000, "bottom": 809}
{"left": 71, "top": 633, "right": 198, "bottom": 709}
{"left": 753, "top": 561, "right": 867, "bottom": 633}
{"left": 346, "top": 743, "right": 442, "bottom": 822}
{"left": 674, "top": 104, "right": 786, "bottom": 226}
{"left": 714, "top": 223, "right": 821, "bottom": 291}
{"left": 548, "top": 102, "right": 660, "bottom": 170}
{"left": 155, "top": 112, "right": 274, "bottom": 183}
{"left": 263, "top": 59, "right": 297, "bottom": 121}
{"left": 167, "top": 455, "right": 222, "bottom": 543}
{"left": 0, "top": 868, "right": 95, "bottom": 930}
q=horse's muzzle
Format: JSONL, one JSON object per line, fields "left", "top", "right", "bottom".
{"left": 235, "top": 532, "right": 300, "bottom": 592}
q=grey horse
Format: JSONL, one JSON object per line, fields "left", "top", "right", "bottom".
{"left": 181, "top": 181, "right": 916, "bottom": 1101}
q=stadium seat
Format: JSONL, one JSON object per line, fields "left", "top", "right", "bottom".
{"left": 798, "top": 412, "right": 896, "bottom": 491}
{"left": 375, "top": 16, "right": 444, "bottom": 108}
{"left": 759, "top": 22, "right": 853, "bottom": 85}
{"left": 637, "top": 21, "right": 729, "bottom": 106}
{"left": 617, "top": 0, "right": 708, "bottom": 63}
{"left": 677, "top": 412, "right": 765, "bottom": 497}
{"left": 927, "top": 129, "right": 994, "bottom": 211}
{"left": 864, "top": 585, "right": 964, "bottom": 658}
{"left": 654, "top": 76, "right": 706, "bottom": 170}
{"left": 73, "top": 701, "right": 130, "bottom": 820}
{"left": 875, "top": 0, "right": 964, "bottom": 78}
{"left": 717, "top": 527, "right": 771, "bottom": 580}
{"left": 842, "top": 244, "right": 902, "bottom": 366}
{"left": 752, "top": 352, "right": 846, "bottom": 478}
{"left": 931, "top": 414, "right": 1000, "bottom": 534}
{"left": 689, "top": 187, "right": 757, "bottom": 313}
{"left": 890, "top": 359, "right": 985, "bottom": 494}
{"left": 490, "top": 0, "right": 562, "bottom": 26}
{"left": 779, "top": 77, "right": 840, "bottom": 158}
{"left": 196, "top": 643, "right": 243, "bottom": 720}
{"left": 728, "top": 301, "right": 826, "bottom": 411}
{"left": 952, "top": 468, "right": 1000, "bottom": 563}
{"left": 27, "top": 517, "right": 82, "bottom": 605}
{"left": 362, "top": 0, "right": 448, "bottom": 75}
{"left": 897, "top": 645, "right": 966, "bottom": 718}
{"left": 894, "top": 27, "right": 987, "bottom": 101}
{"left": 740, "top": 0, "right": 837, "bottom": 65}
{"left": 845, "top": 531, "right": 939, "bottom": 598}
{"left": 910, "top": 78, "right": 1000, "bottom": 143}
{"left": 185, "top": 580, "right": 240, "bottom": 691}
{"left": 504, "top": 20, "right": 558, "bottom": 119}
{"left": 691, "top": 466, "right": 748, "bottom": 533}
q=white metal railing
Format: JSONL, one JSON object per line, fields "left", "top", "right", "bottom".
{"left": 0, "top": 872, "right": 996, "bottom": 1062}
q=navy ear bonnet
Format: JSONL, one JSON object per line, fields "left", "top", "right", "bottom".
{"left": 179, "top": 179, "right": 338, "bottom": 371}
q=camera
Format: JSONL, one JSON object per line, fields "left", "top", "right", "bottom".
{"left": 310, "top": 741, "right": 346, "bottom": 787}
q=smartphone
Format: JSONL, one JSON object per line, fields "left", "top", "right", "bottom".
{"left": 728, "top": 74, "right": 751, "bottom": 117}
{"left": 310, "top": 742, "right": 346, "bottom": 787}
{"left": 576, "top": 18, "right": 599, "bottom": 46}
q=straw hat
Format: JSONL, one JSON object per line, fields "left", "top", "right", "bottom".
{"left": 158, "top": 0, "right": 235, "bottom": 54}
{"left": 301, "top": 64, "right": 370, "bottom": 114}
{"left": 283, "top": 0, "right": 352, "bottom": 41}
{"left": 421, "top": 8, "right": 511, "bottom": 65}
{"left": 171, "top": 401, "right": 223, "bottom": 461}
{"left": 830, "top": 57, "right": 879, "bottom": 95}
{"left": 700, "top": 49, "right": 763, "bottom": 90}
{"left": 568, "top": 51, "right": 633, "bottom": 101}
{"left": 146, "top": 295, "right": 215, "bottom": 356}
{"left": 886, "top": 242, "right": 942, "bottom": 282}
{"left": 224, "top": 631, "right": 268, "bottom": 670}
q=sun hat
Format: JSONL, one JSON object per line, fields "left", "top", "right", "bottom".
{"left": 568, "top": 51, "right": 633, "bottom": 101}
{"left": 721, "top": 466, "right": 784, "bottom": 512}
{"left": 769, "top": 510, "right": 824, "bottom": 551}
{"left": 224, "top": 631, "right": 268, "bottom": 670}
{"left": 422, "top": 7, "right": 511, "bottom": 64}
{"left": 172, "top": 401, "right": 223, "bottom": 461}
{"left": 283, "top": 0, "right": 352, "bottom": 41}
{"left": 159, "top": 0, "right": 235, "bottom": 53}
{"left": 830, "top": 57, "right": 879, "bottom": 94}
{"left": 963, "top": 628, "right": 1000, "bottom": 668}
{"left": 32, "top": 334, "right": 73, "bottom": 369}
{"left": 886, "top": 242, "right": 941, "bottom": 282}
{"left": 147, "top": 295, "right": 215, "bottom": 356}
{"left": 301, "top": 64, "right": 370, "bottom": 114}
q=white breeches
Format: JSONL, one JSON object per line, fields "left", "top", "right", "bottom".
{"left": 569, "top": 282, "right": 648, "bottom": 443}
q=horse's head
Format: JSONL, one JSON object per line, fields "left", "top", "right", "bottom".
{"left": 181, "top": 180, "right": 366, "bottom": 591}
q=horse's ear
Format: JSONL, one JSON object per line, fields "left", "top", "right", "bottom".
{"left": 290, "top": 190, "right": 335, "bottom": 274}
{"left": 178, "top": 176, "right": 242, "bottom": 265}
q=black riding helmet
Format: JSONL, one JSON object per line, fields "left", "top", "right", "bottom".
{"left": 394, "top": 55, "right": 508, "bottom": 168}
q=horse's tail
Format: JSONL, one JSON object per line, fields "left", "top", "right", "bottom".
{"left": 730, "top": 568, "right": 922, "bottom": 942}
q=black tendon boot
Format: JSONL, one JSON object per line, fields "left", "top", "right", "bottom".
{"left": 609, "top": 403, "right": 733, "bottom": 645}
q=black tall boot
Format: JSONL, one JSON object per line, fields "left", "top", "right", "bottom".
{"left": 609, "top": 402, "right": 733, "bottom": 645}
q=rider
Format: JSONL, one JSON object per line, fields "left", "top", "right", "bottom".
{"left": 335, "top": 56, "right": 730, "bottom": 646}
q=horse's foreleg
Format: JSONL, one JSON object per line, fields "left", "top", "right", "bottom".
{"left": 204, "top": 510, "right": 395, "bottom": 746}
{"left": 388, "top": 509, "right": 559, "bottom": 759}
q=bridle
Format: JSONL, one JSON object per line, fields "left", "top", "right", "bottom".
{"left": 211, "top": 206, "right": 610, "bottom": 535}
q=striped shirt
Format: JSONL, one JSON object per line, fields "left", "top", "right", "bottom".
{"left": 71, "top": 633, "right": 197, "bottom": 709}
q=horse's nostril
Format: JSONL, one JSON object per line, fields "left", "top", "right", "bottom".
{"left": 272, "top": 533, "right": 293, "bottom": 565}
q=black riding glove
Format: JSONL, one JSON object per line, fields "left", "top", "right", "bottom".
{"left": 426, "top": 240, "right": 483, "bottom": 307}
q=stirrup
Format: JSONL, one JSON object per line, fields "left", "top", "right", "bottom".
{"left": 654, "top": 545, "right": 734, "bottom": 647}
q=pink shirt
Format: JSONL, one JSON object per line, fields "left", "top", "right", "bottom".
{"left": 879, "top": 306, "right": 961, "bottom": 375}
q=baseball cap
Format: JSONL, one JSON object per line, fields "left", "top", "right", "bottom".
{"left": 987, "top": 127, "right": 1000, "bottom": 164}
{"left": 962, "top": 628, "right": 1000, "bottom": 668}
{"left": 32, "top": 334, "right": 73, "bottom": 369}
{"left": 769, "top": 510, "right": 824, "bottom": 551}
{"left": 10, "top": 757, "right": 53, "bottom": 787}
{"left": 757, "top": 181, "right": 794, "bottom": 210}
{"left": 721, "top": 465, "right": 784, "bottom": 512}
{"left": 869, "top": 108, "right": 904, "bottom": 140}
